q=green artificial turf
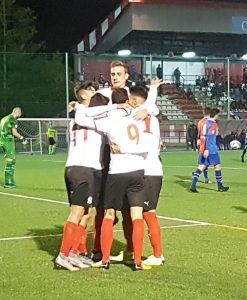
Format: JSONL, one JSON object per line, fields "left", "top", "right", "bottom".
{"left": 0, "top": 151, "right": 246, "bottom": 300}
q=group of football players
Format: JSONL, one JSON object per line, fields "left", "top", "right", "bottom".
{"left": 55, "top": 61, "right": 165, "bottom": 271}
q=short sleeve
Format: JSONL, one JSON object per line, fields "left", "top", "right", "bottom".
{"left": 11, "top": 117, "right": 17, "bottom": 129}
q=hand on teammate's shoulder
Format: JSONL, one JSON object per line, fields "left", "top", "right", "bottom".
{"left": 134, "top": 108, "right": 148, "bottom": 121}
{"left": 68, "top": 101, "right": 78, "bottom": 112}
{"left": 110, "top": 143, "right": 121, "bottom": 154}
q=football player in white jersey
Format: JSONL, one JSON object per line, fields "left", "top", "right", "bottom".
{"left": 75, "top": 86, "right": 155, "bottom": 270}
{"left": 55, "top": 81, "right": 97, "bottom": 271}
{"left": 110, "top": 88, "right": 165, "bottom": 267}
{"left": 55, "top": 83, "right": 123, "bottom": 271}
{"left": 94, "top": 61, "right": 164, "bottom": 261}
{"left": 141, "top": 115, "right": 165, "bottom": 266}
{"left": 68, "top": 81, "right": 134, "bottom": 263}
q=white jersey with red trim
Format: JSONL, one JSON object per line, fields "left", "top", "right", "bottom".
{"left": 94, "top": 108, "right": 153, "bottom": 174}
{"left": 75, "top": 105, "right": 153, "bottom": 174}
{"left": 66, "top": 117, "right": 104, "bottom": 170}
{"left": 143, "top": 116, "right": 163, "bottom": 176}
{"left": 66, "top": 103, "right": 120, "bottom": 169}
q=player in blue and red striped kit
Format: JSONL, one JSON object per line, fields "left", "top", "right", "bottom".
{"left": 190, "top": 108, "right": 229, "bottom": 193}
{"left": 241, "top": 130, "right": 247, "bottom": 163}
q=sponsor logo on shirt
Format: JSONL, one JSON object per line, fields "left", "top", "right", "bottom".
{"left": 87, "top": 196, "right": 93, "bottom": 205}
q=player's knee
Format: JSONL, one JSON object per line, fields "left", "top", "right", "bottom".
{"left": 80, "top": 215, "right": 90, "bottom": 227}
{"left": 6, "top": 158, "right": 14, "bottom": 164}
{"left": 68, "top": 205, "right": 84, "bottom": 223}
{"left": 198, "top": 165, "right": 205, "bottom": 171}
{"left": 130, "top": 206, "right": 143, "bottom": 221}
{"left": 104, "top": 209, "right": 115, "bottom": 220}
{"left": 80, "top": 209, "right": 91, "bottom": 223}
{"left": 214, "top": 164, "right": 221, "bottom": 170}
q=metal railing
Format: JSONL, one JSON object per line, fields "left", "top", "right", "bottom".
{"left": 160, "top": 130, "right": 187, "bottom": 144}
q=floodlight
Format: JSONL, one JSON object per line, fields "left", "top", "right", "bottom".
{"left": 241, "top": 54, "right": 247, "bottom": 60}
{"left": 182, "top": 51, "right": 196, "bottom": 58}
{"left": 118, "top": 49, "right": 131, "bottom": 56}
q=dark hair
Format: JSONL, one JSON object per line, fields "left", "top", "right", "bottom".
{"left": 80, "top": 81, "right": 98, "bottom": 90}
{"left": 111, "top": 88, "right": 129, "bottom": 104}
{"left": 210, "top": 108, "right": 220, "bottom": 118}
{"left": 74, "top": 81, "right": 98, "bottom": 100}
{"left": 89, "top": 94, "right": 109, "bottom": 107}
{"left": 110, "top": 61, "right": 129, "bottom": 73}
{"left": 204, "top": 107, "right": 211, "bottom": 116}
{"left": 129, "top": 86, "right": 148, "bottom": 100}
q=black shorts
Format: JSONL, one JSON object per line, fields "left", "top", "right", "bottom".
{"left": 96, "top": 143, "right": 111, "bottom": 209}
{"left": 97, "top": 167, "right": 108, "bottom": 209}
{"left": 64, "top": 166, "right": 102, "bottom": 207}
{"left": 141, "top": 176, "right": 163, "bottom": 211}
{"left": 104, "top": 170, "right": 144, "bottom": 211}
{"left": 48, "top": 137, "right": 56, "bottom": 145}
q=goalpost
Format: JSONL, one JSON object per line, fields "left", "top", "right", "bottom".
{"left": 16, "top": 118, "right": 70, "bottom": 155}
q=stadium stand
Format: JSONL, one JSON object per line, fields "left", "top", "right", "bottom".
{"left": 159, "top": 84, "right": 204, "bottom": 120}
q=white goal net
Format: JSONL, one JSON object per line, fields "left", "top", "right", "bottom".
{"left": 16, "top": 118, "right": 70, "bottom": 155}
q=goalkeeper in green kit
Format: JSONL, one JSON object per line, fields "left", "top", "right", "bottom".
{"left": 47, "top": 123, "right": 57, "bottom": 155}
{"left": 0, "top": 107, "right": 26, "bottom": 188}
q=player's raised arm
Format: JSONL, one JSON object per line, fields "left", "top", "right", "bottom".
{"left": 137, "top": 78, "right": 165, "bottom": 119}
{"left": 135, "top": 104, "right": 160, "bottom": 120}
{"left": 85, "top": 104, "right": 117, "bottom": 117}
{"left": 85, "top": 103, "right": 131, "bottom": 117}
{"left": 145, "top": 78, "right": 164, "bottom": 106}
{"left": 75, "top": 102, "right": 115, "bottom": 134}
{"left": 134, "top": 85, "right": 160, "bottom": 120}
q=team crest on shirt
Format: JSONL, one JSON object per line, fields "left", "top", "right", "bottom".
{"left": 87, "top": 196, "right": 92, "bottom": 205}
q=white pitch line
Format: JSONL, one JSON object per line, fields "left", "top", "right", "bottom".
{"left": 161, "top": 224, "right": 210, "bottom": 229}
{"left": 43, "top": 160, "right": 66, "bottom": 163}
{"left": 0, "top": 192, "right": 67, "bottom": 206}
{"left": 42, "top": 160, "right": 247, "bottom": 171}
{"left": 0, "top": 191, "right": 208, "bottom": 225}
{"left": 157, "top": 215, "right": 209, "bottom": 225}
{"left": 1, "top": 191, "right": 246, "bottom": 232}
{"left": 221, "top": 166, "right": 247, "bottom": 171}
{"left": 165, "top": 165, "right": 247, "bottom": 171}
{"left": 0, "top": 233, "right": 62, "bottom": 242}
{"left": 0, "top": 223, "right": 210, "bottom": 242}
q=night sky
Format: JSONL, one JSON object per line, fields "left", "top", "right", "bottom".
{"left": 16, "top": 0, "right": 121, "bottom": 52}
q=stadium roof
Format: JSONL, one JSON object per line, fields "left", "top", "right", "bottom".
{"left": 78, "top": 0, "right": 247, "bottom": 57}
